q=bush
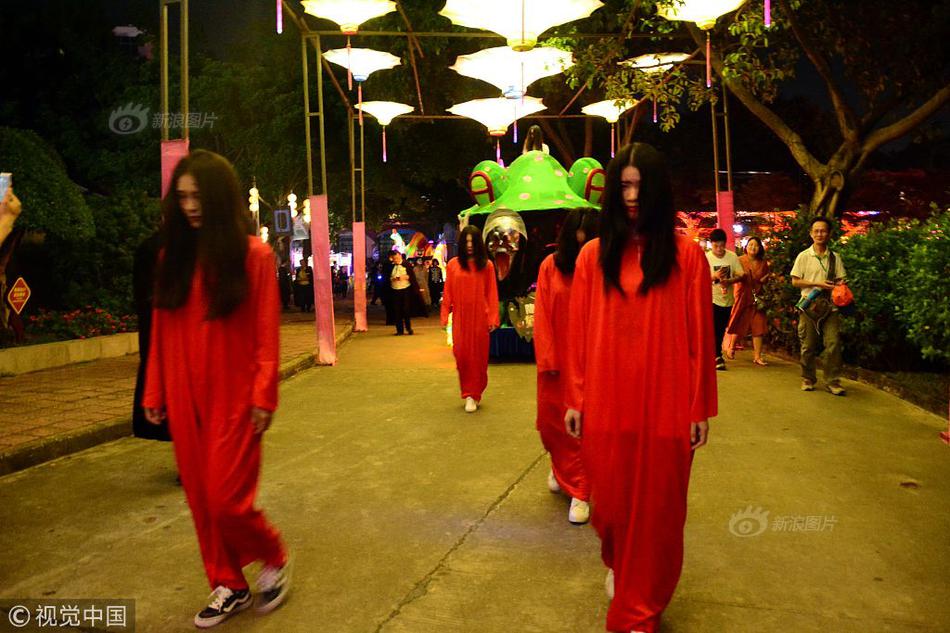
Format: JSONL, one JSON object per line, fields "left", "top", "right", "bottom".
{"left": 26, "top": 307, "right": 137, "bottom": 341}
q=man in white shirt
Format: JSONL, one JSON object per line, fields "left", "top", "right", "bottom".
{"left": 390, "top": 251, "right": 414, "bottom": 335}
{"left": 790, "top": 217, "right": 847, "bottom": 395}
{"left": 705, "top": 228, "right": 743, "bottom": 371}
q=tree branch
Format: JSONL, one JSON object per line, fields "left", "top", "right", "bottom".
{"left": 779, "top": 0, "right": 858, "bottom": 140}
{"left": 862, "top": 82, "right": 950, "bottom": 154}
{"left": 537, "top": 118, "right": 575, "bottom": 165}
{"left": 687, "top": 24, "right": 824, "bottom": 181}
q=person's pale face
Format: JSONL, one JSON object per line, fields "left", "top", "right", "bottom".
{"left": 746, "top": 239, "right": 761, "bottom": 258}
{"left": 712, "top": 241, "right": 726, "bottom": 258}
{"left": 465, "top": 234, "right": 474, "bottom": 255}
{"left": 177, "top": 173, "right": 202, "bottom": 229}
{"left": 620, "top": 166, "right": 641, "bottom": 221}
{"left": 393, "top": 253, "right": 403, "bottom": 265}
{"left": 810, "top": 222, "right": 830, "bottom": 247}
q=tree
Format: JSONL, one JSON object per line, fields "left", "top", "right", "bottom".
{"left": 565, "top": 0, "right": 950, "bottom": 216}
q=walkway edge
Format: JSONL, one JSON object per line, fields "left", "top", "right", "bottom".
{"left": 0, "top": 321, "right": 355, "bottom": 478}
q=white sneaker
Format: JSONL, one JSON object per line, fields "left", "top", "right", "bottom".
{"left": 255, "top": 556, "right": 292, "bottom": 615}
{"left": 194, "top": 586, "right": 251, "bottom": 628}
{"left": 568, "top": 498, "right": 590, "bottom": 525}
{"left": 605, "top": 568, "right": 614, "bottom": 600}
{"left": 546, "top": 469, "right": 561, "bottom": 493}
{"left": 464, "top": 397, "right": 477, "bottom": 413}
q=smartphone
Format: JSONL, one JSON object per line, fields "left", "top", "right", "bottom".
{"left": 0, "top": 173, "right": 11, "bottom": 201}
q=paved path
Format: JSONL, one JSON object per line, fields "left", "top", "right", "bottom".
{"left": 1, "top": 309, "right": 947, "bottom": 632}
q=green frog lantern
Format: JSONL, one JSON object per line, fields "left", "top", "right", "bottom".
{"left": 458, "top": 151, "right": 603, "bottom": 345}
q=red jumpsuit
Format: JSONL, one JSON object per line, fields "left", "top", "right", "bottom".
{"left": 440, "top": 258, "right": 500, "bottom": 401}
{"left": 566, "top": 237, "right": 717, "bottom": 633}
{"left": 533, "top": 254, "right": 589, "bottom": 501}
{"left": 143, "top": 238, "right": 287, "bottom": 591}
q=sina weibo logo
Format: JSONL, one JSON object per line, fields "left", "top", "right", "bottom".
{"left": 109, "top": 103, "right": 150, "bottom": 135}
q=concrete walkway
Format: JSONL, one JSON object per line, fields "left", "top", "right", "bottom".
{"left": 0, "top": 309, "right": 947, "bottom": 632}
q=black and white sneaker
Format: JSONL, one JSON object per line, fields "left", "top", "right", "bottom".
{"left": 193, "top": 586, "right": 251, "bottom": 628}
{"left": 255, "top": 557, "right": 292, "bottom": 615}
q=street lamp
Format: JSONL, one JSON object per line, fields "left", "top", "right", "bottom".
{"left": 324, "top": 47, "right": 401, "bottom": 123}
{"left": 355, "top": 101, "right": 414, "bottom": 162}
{"left": 448, "top": 96, "right": 546, "bottom": 164}
{"left": 581, "top": 99, "right": 637, "bottom": 157}
{"left": 439, "top": 0, "right": 604, "bottom": 52}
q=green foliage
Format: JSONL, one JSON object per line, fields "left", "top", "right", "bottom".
{"left": 0, "top": 127, "right": 94, "bottom": 241}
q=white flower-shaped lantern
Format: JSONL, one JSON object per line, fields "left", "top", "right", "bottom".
{"left": 656, "top": 0, "right": 747, "bottom": 87}
{"left": 582, "top": 99, "right": 637, "bottom": 157}
{"left": 449, "top": 96, "right": 546, "bottom": 162}
{"left": 300, "top": 0, "right": 397, "bottom": 34}
{"left": 439, "top": 0, "right": 604, "bottom": 52}
{"left": 356, "top": 101, "right": 414, "bottom": 162}
{"left": 450, "top": 46, "right": 574, "bottom": 100}
{"left": 324, "top": 47, "right": 401, "bottom": 122}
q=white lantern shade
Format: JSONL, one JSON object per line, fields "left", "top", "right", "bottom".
{"left": 448, "top": 97, "right": 546, "bottom": 136}
{"left": 450, "top": 46, "right": 574, "bottom": 99}
{"left": 621, "top": 52, "right": 690, "bottom": 73}
{"left": 324, "top": 47, "right": 401, "bottom": 81}
{"left": 356, "top": 101, "right": 414, "bottom": 126}
{"left": 581, "top": 99, "right": 637, "bottom": 123}
{"left": 656, "top": 0, "right": 747, "bottom": 30}
{"left": 300, "top": 0, "right": 397, "bottom": 34}
{"left": 439, "top": 0, "right": 604, "bottom": 51}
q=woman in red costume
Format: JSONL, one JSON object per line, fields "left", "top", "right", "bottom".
{"left": 440, "top": 225, "right": 500, "bottom": 413}
{"left": 534, "top": 208, "right": 598, "bottom": 525}
{"left": 143, "top": 150, "right": 290, "bottom": 628}
{"left": 564, "top": 143, "right": 717, "bottom": 633}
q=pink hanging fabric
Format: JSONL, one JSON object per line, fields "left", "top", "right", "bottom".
{"left": 160, "top": 139, "right": 190, "bottom": 199}
{"left": 716, "top": 190, "right": 736, "bottom": 250}
{"left": 706, "top": 32, "right": 712, "bottom": 88}
{"left": 276, "top": 0, "right": 283, "bottom": 33}
{"left": 610, "top": 122, "right": 616, "bottom": 158}
{"left": 765, "top": 0, "right": 771, "bottom": 27}
{"left": 382, "top": 127, "right": 388, "bottom": 163}
{"left": 353, "top": 221, "right": 368, "bottom": 332}
{"left": 310, "top": 195, "right": 337, "bottom": 365}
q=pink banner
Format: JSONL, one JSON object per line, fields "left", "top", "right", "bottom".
{"left": 716, "top": 190, "right": 736, "bottom": 250}
{"left": 310, "top": 195, "right": 337, "bottom": 365}
{"left": 353, "top": 221, "right": 368, "bottom": 332}
{"left": 160, "top": 139, "right": 190, "bottom": 199}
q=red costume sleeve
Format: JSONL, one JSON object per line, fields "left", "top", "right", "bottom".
{"left": 142, "top": 306, "right": 164, "bottom": 409}
{"left": 484, "top": 260, "right": 500, "bottom": 328}
{"left": 684, "top": 241, "right": 718, "bottom": 423}
{"left": 533, "top": 255, "right": 558, "bottom": 372}
{"left": 565, "top": 243, "right": 595, "bottom": 412}
{"left": 440, "top": 259, "right": 455, "bottom": 327}
{"left": 250, "top": 243, "right": 280, "bottom": 412}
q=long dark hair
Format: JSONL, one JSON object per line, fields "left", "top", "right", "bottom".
{"left": 554, "top": 208, "right": 599, "bottom": 275}
{"left": 522, "top": 125, "right": 544, "bottom": 152}
{"left": 457, "top": 224, "right": 488, "bottom": 271}
{"left": 745, "top": 236, "right": 765, "bottom": 261}
{"left": 155, "top": 150, "right": 251, "bottom": 319}
{"left": 599, "top": 142, "right": 677, "bottom": 295}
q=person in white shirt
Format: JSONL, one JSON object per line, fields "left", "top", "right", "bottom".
{"left": 390, "top": 251, "right": 414, "bottom": 335}
{"left": 705, "top": 228, "right": 743, "bottom": 371}
{"left": 790, "top": 217, "right": 848, "bottom": 395}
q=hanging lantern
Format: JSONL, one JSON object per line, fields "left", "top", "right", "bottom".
{"left": 581, "top": 99, "right": 637, "bottom": 158}
{"left": 620, "top": 52, "right": 690, "bottom": 74}
{"left": 765, "top": 0, "right": 771, "bottom": 28}
{"left": 355, "top": 101, "right": 414, "bottom": 162}
{"left": 439, "top": 0, "right": 604, "bottom": 52}
{"left": 448, "top": 96, "right": 546, "bottom": 162}
{"left": 450, "top": 46, "right": 574, "bottom": 100}
{"left": 277, "top": 0, "right": 283, "bottom": 34}
{"left": 656, "top": 0, "right": 746, "bottom": 87}
{"left": 301, "top": 0, "right": 397, "bottom": 88}
{"left": 324, "top": 47, "right": 401, "bottom": 124}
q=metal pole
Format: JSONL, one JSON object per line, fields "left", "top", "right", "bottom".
{"left": 302, "top": 34, "right": 313, "bottom": 197}
{"left": 359, "top": 113, "right": 366, "bottom": 220}
{"left": 710, "top": 99, "right": 721, "bottom": 198}
{"left": 160, "top": 2, "right": 169, "bottom": 141}
{"left": 722, "top": 85, "right": 734, "bottom": 192}
{"left": 180, "top": 0, "right": 189, "bottom": 139}
{"left": 349, "top": 112, "right": 356, "bottom": 225}
{"left": 315, "top": 38, "right": 328, "bottom": 195}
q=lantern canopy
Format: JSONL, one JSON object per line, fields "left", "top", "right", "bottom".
{"left": 582, "top": 99, "right": 637, "bottom": 158}
{"left": 450, "top": 46, "right": 574, "bottom": 99}
{"left": 620, "top": 52, "right": 690, "bottom": 73}
{"left": 300, "top": 0, "right": 397, "bottom": 34}
{"left": 439, "top": 0, "right": 605, "bottom": 52}
{"left": 356, "top": 101, "right": 414, "bottom": 162}
{"left": 448, "top": 96, "right": 546, "bottom": 136}
{"left": 655, "top": 0, "right": 746, "bottom": 30}
{"left": 323, "top": 47, "right": 401, "bottom": 82}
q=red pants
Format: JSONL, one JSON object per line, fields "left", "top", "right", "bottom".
{"left": 537, "top": 372, "right": 589, "bottom": 501}
{"left": 171, "top": 411, "right": 287, "bottom": 590}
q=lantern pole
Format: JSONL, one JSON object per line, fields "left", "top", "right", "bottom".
{"left": 349, "top": 111, "right": 357, "bottom": 225}
{"left": 315, "top": 37, "right": 328, "bottom": 195}
{"left": 159, "top": 0, "right": 189, "bottom": 141}
{"left": 302, "top": 33, "right": 314, "bottom": 197}
{"left": 722, "top": 82, "right": 734, "bottom": 192}
{"left": 359, "top": 110, "right": 366, "bottom": 220}
{"left": 710, "top": 97, "right": 721, "bottom": 208}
